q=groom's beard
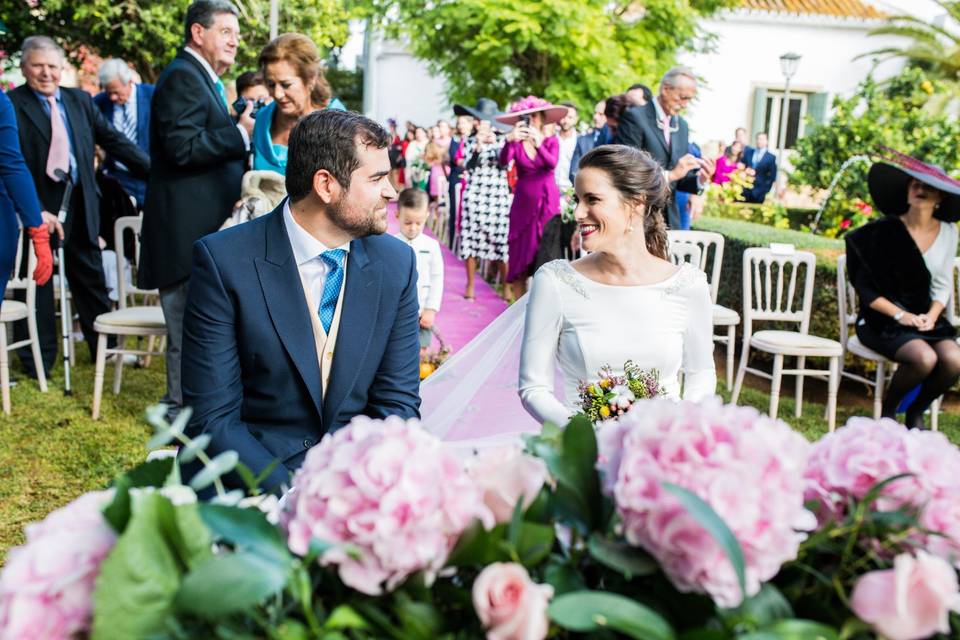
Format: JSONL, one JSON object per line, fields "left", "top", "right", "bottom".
{"left": 328, "top": 194, "right": 388, "bottom": 237}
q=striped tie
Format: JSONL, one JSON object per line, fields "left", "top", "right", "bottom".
{"left": 318, "top": 249, "right": 347, "bottom": 334}
{"left": 121, "top": 102, "right": 137, "bottom": 143}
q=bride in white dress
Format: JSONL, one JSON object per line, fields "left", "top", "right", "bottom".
{"left": 420, "top": 145, "right": 715, "bottom": 447}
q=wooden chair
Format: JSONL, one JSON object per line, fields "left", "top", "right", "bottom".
{"left": 668, "top": 230, "right": 740, "bottom": 390}
{"left": 731, "top": 245, "right": 843, "bottom": 431}
{"left": 1, "top": 228, "right": 48, "bottom": 414}
{"left": 92, "top": 216, "right": 166, "bottom": 419}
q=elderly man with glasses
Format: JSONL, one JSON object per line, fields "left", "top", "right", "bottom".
{"left": 614, "top": 66, "right": 715, "bottom": 229}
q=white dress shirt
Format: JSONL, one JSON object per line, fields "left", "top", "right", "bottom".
{"left": 283, "top": 201, "right": 351, "bottom": 314}
{"left": 923, "top": 220, "right": 959, "bottom": 306}
{"left": 555, "top": 132, "right": 578, "bottom": 191}
{"left": 183, "top": 46, "right": 249, "bottom": 149}
{"left": 393, "top": 231, "right": 444, "bottom": 312}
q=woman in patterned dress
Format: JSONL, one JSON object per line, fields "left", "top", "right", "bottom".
{"left": 458, "top": 118, "right": 513, "bottom": 299}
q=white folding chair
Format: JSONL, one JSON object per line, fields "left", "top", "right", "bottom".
{"left": 731, "top": 245, "right": 843, "bottom": 431}
{"left": 92, "top": 216, "right": 166, "bottom": 419}
{"left": 1, "top": 227, "right": 48, "bottom": 414}
{"left": 950, "top": 257, "right": 960, "bottom": 328}
{"left": 669, "top": 230, "right": 740, "bottom": 390}
{"left": 667, "top": 241, "right": 701, "bottom": 266}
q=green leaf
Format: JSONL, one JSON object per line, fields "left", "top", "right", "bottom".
{"left": 102, "top": 475, "right": 132, "bottom": 533}
{"left": 169, "top": 502, "right": 213, "bottom": 569}
{"left": 535, "top": 415, "right": 601, "bottom": 531}
{"left": 147, "top": 427, "right": 178, "bottom": 450}
{"left": 861, "top": 473, "right": 914, "bottom": 507}
{"left": 91, "top": 493, "right": 182, "bottom": 640}
{"left": 178, "top": 434, "right": 211, "bottom": 463}
{"left": 663, "top": 481, "right": 746, "bottom": 603}
{"left": 738, "top": 619, "right": 839, "bottom": 640}
{"left": 548, "top": 591, "right": 676, "bottom": 640}
{"left": 188, "top": 450, "right": 240, "bottom": 491}
{"left": 394, "top": 594, "right": 441, "bottom": 639}
{"left": 587, "top": 534, "right": 658, "bottom": 579}
{"left": 176, "top": 551, "right": 290, "bottom": 617}
{"left": 514, "top": 521, "right": 555, "bottom": 567}
{"left": 325, "top": 605, "right": 370, "bottom": 630}
{"left": 446, "top": 520, "right": 508, "bottom": 566}
{"left": 545, "top": 558, "right": 586, "bottom": 595}
{"left": 123, "top": 457, "right": 176, "bottom": 488}
{"left": 198, "top": 503, "right": 292, "bottom": 566}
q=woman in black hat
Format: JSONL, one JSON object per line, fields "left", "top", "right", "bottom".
{"left": 845, "top": 151, "right": 960, "bottom": 428}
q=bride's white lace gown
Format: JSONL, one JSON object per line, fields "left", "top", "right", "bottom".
{"left": 519, "top": 260, "right": 717, "bottom": 426}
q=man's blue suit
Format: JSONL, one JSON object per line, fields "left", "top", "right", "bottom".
{"left": 92, "top": 83, "right": 153, "bottom": 206}
{"left": 741, "top": 146, "right": 777, "bottom": 204}
{"left": 180, "top": 203, "right": 422, "bottom": 493}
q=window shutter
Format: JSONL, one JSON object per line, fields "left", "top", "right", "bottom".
{"left": 807, "top": 92, "right": 829, "bottom": 131}
{"left": 750, "top": 87, "right": 767, "bottom": 139}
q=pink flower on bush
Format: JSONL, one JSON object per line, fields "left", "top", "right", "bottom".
{"left": 283, "top": 416, "right": 492, "bottom": 595}
{"left": 0, "top": 490, "right": 116, "bottom": 640}
{"left": 805, "top": 418, "right": 960, "bottom": 564}
{"left": 851, "top": 551, "right": 960, "bottom": 640}
{"left": 472, "top": 563, "right": 553, "bottom": 640}
{"left": 597, "top": 398, "right": 815, "bottom": 607}
{"left": 467, "top": 446, "right": 549, "bottom": 524}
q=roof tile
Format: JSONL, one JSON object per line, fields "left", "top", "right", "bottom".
{"left": 740, "top": 0, "right": 884, "bottom": 19}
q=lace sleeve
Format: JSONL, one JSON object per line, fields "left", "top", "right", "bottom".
{"left": 680, "top": 268, "right": 717, "bottom": 402}
{"left": 519, "top": 265, "right": 571, "bottom": 426}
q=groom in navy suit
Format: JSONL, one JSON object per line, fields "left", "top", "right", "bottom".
{"left": 180, "top": 109, "right": 421, "bottom": 493}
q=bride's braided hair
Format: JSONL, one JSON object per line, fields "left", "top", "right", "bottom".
{"left": 578, "top": 144, "right": 671, "bottom": 260}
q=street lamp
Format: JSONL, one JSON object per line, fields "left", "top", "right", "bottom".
{"left": 776, "top": 52, "right": 801, "bottom": 197}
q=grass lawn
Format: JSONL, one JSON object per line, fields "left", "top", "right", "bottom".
{"left": 0, "top": 348, "right": 957, "bottom": 560}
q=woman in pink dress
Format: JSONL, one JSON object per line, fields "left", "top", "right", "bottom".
{"left": 712, "top": 141, "right": 743, "bottom": 185}
{"left": 496, "top": 97, "right": 570, "bottom": 301}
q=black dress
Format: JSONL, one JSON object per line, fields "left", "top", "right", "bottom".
{"left": 845, "top": 216, "right": 956, "bottom": 360}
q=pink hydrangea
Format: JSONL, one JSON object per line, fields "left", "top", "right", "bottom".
{"left": 805, "top": 418, "right": 960, "bottom": 565}
{"left": 597, "top": 397, "right": 815, "bottom": 607}
{"left": 0, "top": 490, "right": 117, "bottom": 640}
{"left": 283, "top": 416, "right": 492, "bottom": 595}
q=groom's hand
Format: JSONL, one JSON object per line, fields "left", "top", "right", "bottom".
{"left": 420, "top": 309, "right": 436, "bottom": 329}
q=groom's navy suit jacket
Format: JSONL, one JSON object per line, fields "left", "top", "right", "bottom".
{"left": 180, "top": 204, "right": 422, "bottom": 492}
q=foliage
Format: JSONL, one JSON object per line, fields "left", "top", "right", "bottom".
{"left": 0, "top": 0, "right": 351, "bottom": 83}
{"left": 352, "top": 0, "right": 737, "bottom": 112}
{"left": 791, "top": 67, "right": 960, "bottom": 237}
{"left": 703, "top": 169, "right": 793, "bottom": 230}
{"left": 859, "top": 0, "right": 960, "bottom": 114}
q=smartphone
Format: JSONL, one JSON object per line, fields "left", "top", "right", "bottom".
{"left": 232, "top": 96, "right": 247, "bottom": 115}
{"left": 519, "top": 114, "right": 531, "bottom": 127}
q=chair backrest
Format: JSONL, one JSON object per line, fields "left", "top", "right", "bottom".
{"left": 113, "top": 215, "right": 152, "bottom": 309}
{"left": 668, "top": 241, "right": 702, "bottom": 267}
{"left": 741, "top": 245, "right": 816, "bottom": 337}
{"left": 949, "top": 256, "right": 960, "bottom": 327}
{"left": 4, "top": 225, "right": 37, "bottom": 309}
{"left": 836, "top": 254, "right": 856, "bottom": 349}
{"left": 667, "top": 230, "right": 724, "bottom": 303}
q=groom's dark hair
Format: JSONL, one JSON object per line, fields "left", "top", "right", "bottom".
{"left": 286, "top": 110, "right": 391, "bottom": 202}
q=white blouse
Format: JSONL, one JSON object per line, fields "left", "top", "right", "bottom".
{"left": 518, "top": 260, "right": 717, "bottom": 426}
{"left": 923, "top": 221, "right": 959, "bottom": 307}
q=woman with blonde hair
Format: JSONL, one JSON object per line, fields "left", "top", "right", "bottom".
{"left": 253, "top": 33, "right": 345, "bottom": 175}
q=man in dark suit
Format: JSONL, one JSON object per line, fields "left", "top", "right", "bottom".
{"left": 93, "top": 58, "right": 154, "bottom": 207}
{"left": 181, "top": 109, "right": 420, "bottom": 493}
{"left": 614, "top": 66, "right": 714, "bottom": 229}
{"left": 9, "top": 36, "right": 149, "bottom": 375}
{"left": 139, "top": 0, "right": 255, "bottom": 416}
{"left": 741, "top": 132, "right": 778, "bottom": 204}
{"left": 447, "top": 115, "right": 474, "bottom": 248}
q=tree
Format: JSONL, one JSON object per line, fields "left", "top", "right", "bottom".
{"left": 858, "top": 0, "right": 960, "bottom": 113}
{"left": 791, "top": 67, "right": 960, "bottom": 236}
{"left": 354, "top": 0, "right": 735, "bottom": 111}
{"left": 0, "top": 0, "right": 351, "bottom": 83}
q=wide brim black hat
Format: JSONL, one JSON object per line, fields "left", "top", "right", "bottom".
{"left": 453, "top": 98, "right": 510, "bottom": 132}
{"left": 868, "top": 150, "right": 960, "bottom": 223}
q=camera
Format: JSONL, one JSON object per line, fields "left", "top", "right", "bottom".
{"left": 232, "top": 96, "right": 267, "bottom": 118}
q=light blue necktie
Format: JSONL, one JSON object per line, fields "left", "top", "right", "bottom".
{"left": 214, "top": 78, "right": 229, "bottom": 110}
{"left": 318, "top": 249, "right": 347, "bottom": 334}
{"left": 121, "top": 102, "right": 137, "bottom": 143}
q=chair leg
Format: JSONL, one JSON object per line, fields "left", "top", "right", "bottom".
{"left": 27, "top": 306, "right": 47, "bottom": 393}
{"left": 827, "top": 356, "right": 839, "bottom": 432}
{"left": 726, "top": 326, "right": 735, "bottom": 391}
{"left": 731, "top": 341, "right": 751, "bottom": 404}
{"left": 112, "top": 335, "right": 125, "bottom": 395}
{"left": 794, "top": 355, "right": 806, "bottom": 418}
{"left": 0, "top": 326, "right": 9, "bottom": 415}
{"left": 873, "top": 361, "right": 885, "bottom": 420}
{"left": 769, "top": 354, "right": 784, "bottom": 420}
{"left": 92, "top": 333, "right": 108, "bottom": 420}
{"left": 144, "top": 335, "right": 156, "bottom": 368}
{"left": 931, "top": 397, "right": 940, "bottom": 432}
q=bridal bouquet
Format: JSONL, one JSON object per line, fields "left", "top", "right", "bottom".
{"left": 577, "top": 360, "right": 662, "bottom": 423}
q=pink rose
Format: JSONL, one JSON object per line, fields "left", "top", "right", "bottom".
{"left": 467, "top": 446, "right": 549, "bottom": 524}
{"left": 472, "top": 563, "right": 553, "bottom": 640}
{"left": 851, "top": 551, "right": 960, "bottom": 640}
{"left": 0, "top": 491, "right": 116, "bottom": 640}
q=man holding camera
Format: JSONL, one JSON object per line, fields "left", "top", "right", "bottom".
{"left": 139, "top": 0, "right": 254, "bottom": 417}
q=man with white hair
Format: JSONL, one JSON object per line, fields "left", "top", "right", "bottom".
{"left": 93, "top": 59, "right": 154, "bottom": 207}
{"left": 614, "top": 66, "right": 715, "bottom": 229}
{"left": 8, "top": 35, "right": 149, "bottom": 376}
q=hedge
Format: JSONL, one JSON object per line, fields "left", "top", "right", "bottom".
{"left": 692, "top": 216, "right": 845, "bottom": 345}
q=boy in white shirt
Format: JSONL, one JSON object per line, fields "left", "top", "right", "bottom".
{"left": 393, "top": 189, "right": 444, "bottom": 354}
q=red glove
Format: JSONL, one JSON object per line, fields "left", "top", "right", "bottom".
{"left": 27, "top": 225, "right": 53, "bottom": 286}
